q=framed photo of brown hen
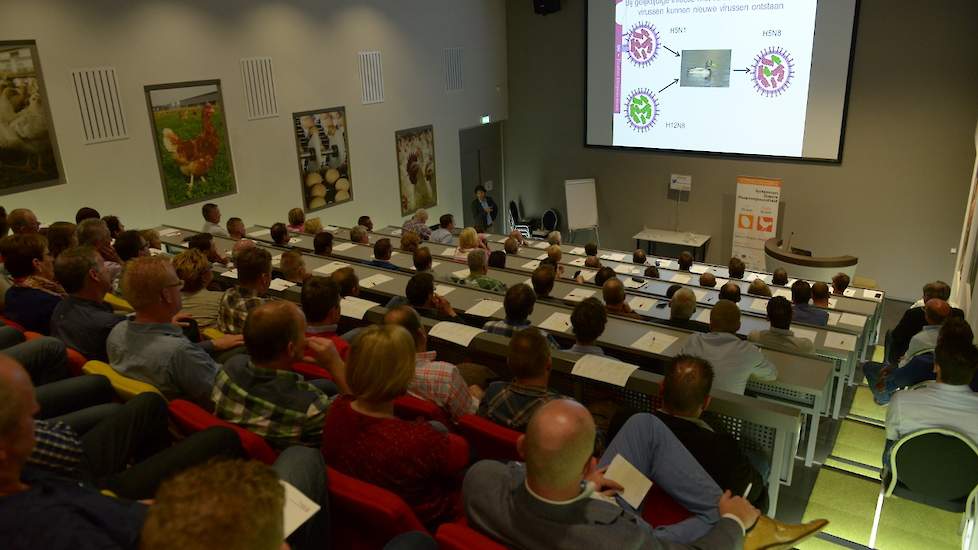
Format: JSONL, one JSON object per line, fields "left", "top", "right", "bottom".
{"left": 292, "top": 106, "right": 353, "bottom": 212}
{"left": 144, "top": 79, "right": 236, "bottom": 209}
{"left": 0, "top": 40, "right": 65, "bottom": 196}
{"left": 395, "top": 124, "right": 437, "bottom": 217}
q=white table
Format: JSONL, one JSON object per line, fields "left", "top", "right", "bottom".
{"left": 633, "top": 228, "right": 711, "bottom": 261}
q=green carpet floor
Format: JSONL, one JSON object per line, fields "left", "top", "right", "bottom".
{"left": 800, "top": 469, "right": 880, "bottom": 547}
{"left": 848, "top": 386, "right": 887, "bottom": 424}
{"left": 825, "top": 419, "right": 885, "bottom": 477}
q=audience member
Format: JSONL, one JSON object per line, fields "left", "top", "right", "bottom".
{"left": 303, "top": 217, "right": 322, "bottom": 234}
{"left": 287, "top": 207, "right": 306, "bottom": 233}
{"left": 656, "top": 355, "right": 769, "bottom": 509}
{"left": 665, "top": 283, "right": 683, "bottom": 299}
{"left": 0, "top": 233, "right": 65, "bottom": 334}
{"left": 201, "top": 203, "right": 229, "bottom": 237}
{"left": 531, "top": 265, "right": 556, "bottom": 299}
{"left": 594, "top": 266, "right": 616, "bottom": 287}
{"left": 719, "top": 282, "right": 741, "bottom": 304}
{"left": 218, "top": 247, "right": 272, "bottom": 334}
{"left": 483, "top": 284, "right": 559, "bottom": 348}
{"left": 140, "top": 229, "right": 162, "bottom": 252}
{"left": 699, "top": 272, "right": 716, "bottom": 288}
{"left": 728, "top": 257, "right": 746, "bottom": 279}
{"left": 454, "top": 227, "right": 488, "bottom": 263}
{"left": 186, "top": 232, "right": 227, "bottom": 265}
{"left": 113, "top": 229, "right": 148, "bottom": 262}
{"left": 270, "top": 223, "right": 290, "bottom": 247}
{"left": 172, "top": 249, "right": 223, "bottom": 329}
{"left": 403, "top": 209, "right": 432, "bottom": 240}
{"left": 74, "top": 207, "right": 100, "bottom": 224}
{"left": 678, "top": 300, "right": 778, "bottom": 394}
{"left": 231, "top": 238, "right": 256, "bottom": 265}
{"left": 301, "top": 276, "right": 351, "bottom": 360}
{"left": 478, "top": 328, "right": 563, "bottom": 431}
{"left": 678, "top": 251, "right": 694, "bottom": 271}
{"left": 632, "top": 249, "right": 647, "bottom": 265}
{"left": 385, "top": 306, "right": 481, "bottom": 421}
{"left": 102, "top": 216, "right": 123, "bottom": 240}
{"left": 471, "top": 185, "right": 497, "bottom": 232}
{"left": 349, "top": 225, "right": 369, "bottom": 245}
{"left": 313, "top": 231, "right": 333, "bottom": 255}
{"left": 8, "top": 208, "right": 40, "bottom": 234}
{"left": 322, "top": 324, "right": 469, "bottom": 527}
{"left": 540, "top": 257, "right": 565, "bottom": 279}
{"left": 488, "top": 249, "right": 507, "bottom": 269}
{"left": 509, "top": 229, "right": 527, "bottom": 246}
{"left": 108, "top": 256, "right": 241, "bottom": 408}
{"left": 771, "top": 268, "right": 788, "bottom": 286}
{"left": 413, "top": 247, "right": 433, "bottom": 273}
{"left": 790, "top": 281, "right": 828, "bottom": 326}
{"left": 429, "top": 214, "right": 455, "bottom": 244}
{"left": 585, "top": 256, "right": 603, "bottom": 268}
{"left": 602, "top": 278, "right": 641, "bottom": 320}
{"left": 405, "top": 272, "right": 458, "bottom": 322}
{"left": 45, "top": 222, "right": 77, "bottom": 259}
{"left": 454, "top": 250, "right": 506, "bottom": 291}
{"left": 330, "top": 267, "right": 360, "bottom": 297}
{"left": 747, "top": 296, "right": 815, "bottom": 354}
{"left": 747, "top": 279, "right": 771, "bottom": 297}
{"left": 897, "top": 298, "right": 950, "bottom": 367}
{"left": 50, "top": 246, "right": 122, "bottom": 361}
{"left": 831, "top": 272, "right": 850, "bottom": 295}
{"left": 644, "top": 265, "right": 659, "bottom": 278}
{"left": 213, "top": 301, "right": 347, "bottom": 449}
{"left": 888, "top": 281, "right": 959, "bottom": 364}
{"left": 279, "top": 250, "right": 309, "bottom": 283}
{"left": 76, "top": 218, "right": 122, "bottom": 281}
{"left": 503, "top": 237, "right": 519, "bottom": 255}
{"left": 357, "top": 215, "right": 374, "bottom": 232}
{"left": 546, "top": 231, "right": 562, "bottom": 246}
{"left": 226, "top": 217, "right": 246, "bottom": 240}
{"left": 664, "top": 288, "right": 710, "bottom": 333}
{"left": 400, "top": 230, "right": 422, "bottom": 254}
{"left": 567, "top": 298, "right": 606, "bottom": 355}
{"left": 584, "top": 242, "right": 598, "bottom": 258}
{"left": 366, "top": 238, "right": 397, "bottom": 270}
{"left": 811, "top": 282, "right": 830, "bottom": 307}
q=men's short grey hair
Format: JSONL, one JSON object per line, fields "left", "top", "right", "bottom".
{"left": 350, "top": 225, "right": 368, "bottom": 243}
{"left": 670, "top": 288, "right": 697, "bottom": 321}
{"left": 468, "top": 250, "right": 487, "bottom": 272}
{"left": 76, "top": 218, "right": 110, "bottom": 246}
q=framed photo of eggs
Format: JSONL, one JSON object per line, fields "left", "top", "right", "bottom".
{"left": 395, "top": 124, "right": 437, "bottom": 217}
{"left": 291, "top": 106, "right": 352, "bottom": 212}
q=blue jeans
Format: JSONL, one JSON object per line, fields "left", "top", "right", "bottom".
{"left": 0, "top": 327, "right": 69, "bottom": 386}
{"left": 864, "top": 358, "right": 935, "bottom": 405}
{"left": 274, "top": 446, "right": 329, "bottom": 550}
{"left": 598, "top": 413, "right": 721, "bottom": 543}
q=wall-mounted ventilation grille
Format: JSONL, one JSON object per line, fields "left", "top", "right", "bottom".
{"left": 444, "top": 48, "right": 464, "bottom": 92}
{"left": 240, "top": 56, "right": 278, "bottom": 120}
{"left": 70, "top": 67, "right": 127, "bottom": 144}
{"left": 358, "top": 51, "right": 384, "bottom": 104}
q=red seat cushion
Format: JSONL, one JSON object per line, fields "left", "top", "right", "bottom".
{"left": 393, "top": 394, "right": 451, "bottom": 426}
{"left": 327, "top": 466, "right": 427, "bottom": 549}
{"left": 291, "top": 361, "right": 333, "bottom": 381}
{"left": 641, "top": 484, "right": 693, "bottom": 527}
{"left": 0, "top": 315, "right": 26, "bottom": 333}
{"left": 456, "top": 414, "right": 521, "bottom": 462}
{"left": 436, "top": 523, "right": 507, "bottom": 550}
{"left": 167, "top": 399, "right": 278, "bottom": 465}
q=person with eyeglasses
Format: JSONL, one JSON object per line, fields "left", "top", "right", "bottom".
{"left": 7, "top": 208, "right": 40, "bottom": 234}
{"left": 0, "top": 233, "right": 65, "bottom": 335}
{"left": 106, "top": 256, "right": 242, "bottom": 410}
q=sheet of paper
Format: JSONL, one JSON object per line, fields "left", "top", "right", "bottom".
{"left": 570, "top": 257, "right": 587, "bottom": 267}
{"left": 288, "top": 237, "right": 302, "bottom": 244}
{"left": 792, "top": 327, "right": 818, "bottom": 343}
{"left": 532, "top": 240, "right": 550, "bottom": 249}
{"left": 281, "top": 480, "right": 321, "bottom": 538}
{"left": 601, "top": 252, "right": 626, "bottom": 261}
{"left": 748, "top": 298, "right": 767, "bottom": 312}
{"left": 570, "top": 247, "right": 586, "bottom": 255}
{"left": 629, "top": 296, "right": 657, "bottom": 312}
{"left": 786, "top": 278, "right": 798, "bottom": 287}
{"left": 826, "top": 311, "right": 842, "bottom": 326}
{"left": 429, "top": 321, "right": 485, "bottom": 346}
{"left": 247, "top": 228, "right": 271, "bottom": 237}
{"left": 465, "top": 299, "right": 504, "bottom": 317}
{"left": 614, "top": 264, "right": 636, "bottom": 274}
{"left": 359, "top": 273, "right": 393, "bottom": 289}
{"left": 694, "top": 308, "right": 711, "bottom": 323}
{"left": 324, "top": 225, "right": 339, "bottom": 232}
{"left": 538, "top": 312, "right": 572, "bottom": 333}
{"left": 452, "top": 268, "right": 470, "bottom": 280}
{"left": 843, "top": 288, "right": 856, "bottom": 297}
{"left": 827, "top": 297, "right": 838, "bottom": 308}
{"left": 220, "top": 269, "right": 238, "bottom": 279}
{"left": 340, "top": 296, "right": 378, "bottom": 320}
{"left": 439, "top": 247, "right": 458, "bottom": 257}
{"left": 839, "top": 312, "right": 865, "bottom": 327}
{"left": 269, "top": 278, "right": 297, "bottom": 291}
{"left": 580, "top": 270, "right": 596, "bottom": 282}
{"left": 158, "top": 227, "right": 181, "bottom": 237}
{"left": 391, "top": 228, "right": 403, "bottom": 236}
{"left": 714, "top": 277, "right": 728, "bottom": 288}
{"left": 572, "top": 354, "right": 638, "bottom": 388}
{"left": 332, "top": 242, "right": 357, "bottom": 252}
{"left": 623, "top": 278, "right": 646, "bottom": 290}
{"left": 657, "top": 259, "right": 678, "bottom": 270}
{"left": 313, "top": 261, "right": 349, "bottom": 275}
{"left": 670, "top": 273, "right": 691, "bottom": 284}
{"left": 604, "top": 454, "right": 653, "bottom": 510}
{"left": 690, "top": 264, "right": 708, "bottom": 274}
{"left": 863, "top": 289, "right": 883, "bottom": 300}
{"left": 630, "top": 330, "right": 679, "bottom": 354}
{"left": 522, "top": 259, "right": 541, "bottom": 270}
{"left": 824, "top": 332, "right": 856, "bottom": 352}
{"left": 535, "top": 252, "right": 549, "bottom": 260}
{"left": 271, "top": 254, "right": 282, "bottom": 267}
{"left": 433, "top": 284, "right": 455, "bottom": 296}
{"left": 692, "top": 289, "right": 708, "bottom": 301}
{"left": 563, "top": 287, "right": 596, "bottom": 302}
{"left": 773, "top": 288, "right": 792, "bottom": 299}
{"left": 390, "top": 251, "right": 404, "bottom": 259}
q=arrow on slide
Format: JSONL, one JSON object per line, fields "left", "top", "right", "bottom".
{"left": 663, "top": 46, "right": 681, "bottom": 57}
{"left": 658, "top": 79, "right": 679, "bottom": 93}
{"left": 733, "top": 67, "right": 752, "bottom": 73}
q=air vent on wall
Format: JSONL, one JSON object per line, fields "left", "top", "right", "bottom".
{"left": 358, "top": 51, "right": 384, "bottom": 105}
{"left": 70, "top": 67, "right": 128, "bottom": 144}
{"left": 240, "top": 56, "right": 278, "bottom": 120}
{"left": 444, "top": 48, "right": 464, "bottom": 92}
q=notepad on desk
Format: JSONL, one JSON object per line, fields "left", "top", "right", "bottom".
{"left": 748, "top": 298, "right": 767, "bottom": 312}
{"left": 571, "top": 355, "right": 638, "bottom": 387}
{"left": 158, "top": 227, "right": 181, "bottom": 237}
{"left": 692, "top": 289, "right": 707, "bottom": 301}
{"left": 452, "top": 268, "right": 470, "bottom": 280}
{"left": 324, "top": 225, "right": 339, "bottom": 232}
{"left": 522, "top": 260, "right": 541, "bottom": 270}
{"left": 538, "top": 312, "right": 571, "bottom": 333}
{"left": 340, "top": 296, "right": 378, "bottom": 320}
{"left": 269, "top": 278, "right": 296, "bottom": 291}
{"left": 332, "top": 242, "right": 357, "bottom": 252}
{"left": 313, "top": 261, "right": 349, "bottom": 275}
{"left": 433, "top": 284, "right": 455, "bottom": 296}
{"left": 570, "top": 257, "right": 587, "bottom": 267}
{"left": 824, "top": 332, "right": 856, "bottom": 352}
{"left": 465, "top": 299, "right": 503, "bottom": 317}
{"left": 839, "top": 312, "right": 864, "bottom": 327}
{"left": 532, "top": 240, "right": 550, "bottom": 249}
{"left": 288, "top": 237, "right": 301, "bottom": 244}
{"left": 670, "top": 273, "right": 691, "bottom": 284}
{"left": 563, "top": 288, "right": 596, "bottom": 302}
{"left": 570, "top": 247, "right": 586, "bottom": 255}
{"left": 628, "top": 296, "right": 657, "bottom": 312}
{"left": 614, "top": 264, "right": 636, "bottom": 274}
{"left": 535, "top": 252, "right": 549, "bottom": 260}
{"left": 359, "top": 274, "right": 393, "bottom": 289}
{"left": 623, "top": 278, "right": 646, "bottom": 290}
{"left": 247, "top": 229, "right": 271, "bottom": 237}
{"left": 694, "top": 308, "right": 711, "bottom": 323}
{"left": 220, "top": 269, "right": 238, "bottom": 279}
{"left": 630, "top": 330, "right": 678, "bottom": 354}
{"left": 604, "top": 454, "right": 653, "bottom": 510}
{"left": 601, "top": 252, "right": 626, "bottom": 262}
{"left": 690, "top": 264, "right": 708, "bottom": 274}
{"left": 429, "top": 322, "right": 485, "bottom": 346}
{"left": 792, "top": 327, "right": 818, "bottom": 343}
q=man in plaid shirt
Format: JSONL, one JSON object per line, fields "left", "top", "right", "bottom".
{"left": 384, "top": 305, "right": 481, "bottom": 422}
{"left": 453, "top": 250, "right": 507, "bottom": 293}
{"left": 478, "top": 328, "right": 563, "bottom": 431}
{"left": 482, "top": 284, "right": 560, "bottom": 349}
{"left": 213, "top": 301, "right": 349, "bottom": 449}
{"left": 402, "top": 208, "right": 432, "bottom": 240}
{"left": 217, "top": 247, "right": 273, "bottom": 334}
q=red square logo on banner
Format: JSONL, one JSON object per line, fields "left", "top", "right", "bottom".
{"left": 757, "top": 216, "right": 774, "bottom": 232}
{"left": 738, "top": 214, "right": 754, "bottom": 230}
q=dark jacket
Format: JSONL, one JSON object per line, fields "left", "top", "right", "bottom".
{"left": 889, "top": 305, "right": 965, "bottom": 364}
{"left": 660, "top": 317, "right": 711, "bottom": 333}
{"left": 470, "top": 196, "right": 498, "bottom": 229}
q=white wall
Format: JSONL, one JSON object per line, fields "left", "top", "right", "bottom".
{"left": 0, "top": 0, "right": 508, "bottom": 231}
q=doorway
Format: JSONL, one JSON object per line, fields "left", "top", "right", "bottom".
{"left": 459, "top": 122, "right": 504, "bottom": 233}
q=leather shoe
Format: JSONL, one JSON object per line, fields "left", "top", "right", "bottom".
{"left": 744, "top": 516, "right": 829, "bottom": 550}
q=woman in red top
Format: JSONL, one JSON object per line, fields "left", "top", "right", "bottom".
{"left": 322, "top": 324, "right": 468, "bottom": 527}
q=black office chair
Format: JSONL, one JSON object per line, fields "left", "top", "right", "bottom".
{"left": 507, "top": 200, "right": 532, "bottom": 238}
{"left": 884, "top": 429, "right": 978, "bottom": 512}
{"left": 532, "top": 209, "right": 560, "bottom": 239}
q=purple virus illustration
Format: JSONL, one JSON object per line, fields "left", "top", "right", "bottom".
{"left": 624, "top": 89, "right": 659, "bottom": 132}
{"left": 752, "top": 47, "right": 794, "bottom": 97}
{"left": 624, "top": 23, "right": 660, "bottom": 67}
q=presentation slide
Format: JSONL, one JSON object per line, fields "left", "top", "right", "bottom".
{"left": 586, "top": 0, "right": 858, "bottom": 161}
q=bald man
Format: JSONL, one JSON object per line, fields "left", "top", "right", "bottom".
{"left": 212, "top": 301, "right": 346, "bottom": 449}
{"left": 677, "top": 300, "right": 777, "bottom": 394}
{"left": 465, "top": 399, "right": 822, "bottom": 549}
{"left": 7, "top": 208, "right": 39, "bottom": 234}
{"left": 602, "top": 278, "right": 641, "bottom": 320}
{"left": 898, "top": 298, "right": 951, "bottom": 368}
{"left": 699, "top": 272, "right": 716, "bottom": 288}
{"left": 663, "top": 288, "right": 709, "bottom": 333}
{"left": 718, "top": 282, "right": 741, "bottom": 304}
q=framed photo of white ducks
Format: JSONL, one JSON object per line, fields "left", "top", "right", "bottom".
{"left": 292, "top": 106, "right": 353, "bottom": 212}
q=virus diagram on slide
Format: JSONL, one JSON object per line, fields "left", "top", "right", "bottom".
{"left": 751, "top": 46, "right": 794, "bottom": 97}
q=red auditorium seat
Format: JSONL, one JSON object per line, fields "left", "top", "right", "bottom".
{"left": 0, "top": 315, "right": 26, "bottom": 333}
{"left": 326, "top": 466, "right": 428, "bottom": 549}
{"left": 642, "top": 484, "right": 693, "bottom": 527}
{"left": 167, "top": 399, "right": 279, "bottom": 465}
{"left": 23, "top": 332, "right": 90, "bottom": 377}
{"left": 436, "top": 523, "right": 507, "bottom": 550}
{"left": 291, "top": 361, "right": 333, "bottom": 381}
{"left": 393, "top": 394, "right": 451, "bottom": 426}
{"left": 456, "top": 414, "right": 521, "bottom": 462}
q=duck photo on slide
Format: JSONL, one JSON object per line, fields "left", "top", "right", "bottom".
{"left": 686, "top": 59, "right": 715, "bottom": 80}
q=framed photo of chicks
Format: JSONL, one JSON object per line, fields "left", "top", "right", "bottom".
{"left": 395, "top": 124, "right": 437, "bottom": 217}
{"left": 0, "top": 40, "right": 65, "bottom": 196}
{"left": 144, "top": 79, "right": 237, "bottom": 209}
{"left": 292, "top": 107, "right": 352, "bottom": 212}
